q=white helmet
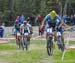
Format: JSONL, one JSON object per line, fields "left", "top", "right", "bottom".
{"left": 23, "top": 21, "right": 27, "bottom": 23}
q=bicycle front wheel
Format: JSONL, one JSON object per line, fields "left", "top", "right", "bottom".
{"left": 47, "top": 37, "right": 53, "bottom": 56}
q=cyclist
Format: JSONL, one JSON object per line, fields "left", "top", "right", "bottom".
{"left": 61, "top": 15, "right": 68, "bottom": 46}
{"left": 41, "top": 10, "right": 64, "bottom": 42}
{"left": 20, "top": 21, "right": 33, "bottom": 43}
{"left": 14, "top": 21, "right": 21, "bottom": 45}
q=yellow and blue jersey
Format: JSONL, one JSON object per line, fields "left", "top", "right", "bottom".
{"left": 44, "top": 14, "right": 61, "bottom": 24}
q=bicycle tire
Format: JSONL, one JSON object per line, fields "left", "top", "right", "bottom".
{"left": 47, "top": 37, "right": 53, "bottom": 56}
{"left": 57, "top": 36, "right": 64, "bottom": 52}
{"left": 25, "top": 38, "right": 28, "bottom": 50}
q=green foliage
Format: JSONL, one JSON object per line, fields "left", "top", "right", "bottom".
{"left": 0, "top": 0, "right": 75, "bottom": 26}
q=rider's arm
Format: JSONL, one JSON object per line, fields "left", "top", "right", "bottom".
{"left": 56, "top": 15, "right": 63, "bottom": 28}
{"left": 63, "top": 21, "right": 68, "bottom": 27}
{"left": 31, "top": 26, "right": 33, "bottom": 32}
{"left": 58, "top": 20, "right": 64, "bottom": 28}
{"left": 41, "top": 14, "right": 49, "bottom": 27}
{"left": 61, "top": 17, "right": 68, "bottom": 27}
{"left": 41, "top": 19, "right": 45, "bottom": 27}
{"left": 27, "top": 23, "right": 33, "bottom": 33}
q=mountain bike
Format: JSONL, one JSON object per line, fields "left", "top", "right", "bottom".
{"left": 57, "top": 31, "right": 64, "bottom": 52}
{"left": 46, "top": 27, "right": 53, "bottom": 56}
{"left": 22, "top": 32, "right": 30, "bottom": 50}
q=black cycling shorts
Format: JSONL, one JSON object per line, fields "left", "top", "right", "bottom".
{"left": 48, "top": 22, "right": 56, "bottom": 31}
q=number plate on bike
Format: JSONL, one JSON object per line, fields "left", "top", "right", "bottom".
{"left": 47, "top": 28, "right": 52, "bottom": 33}
{"left": 17, "top": 32, "right": 21, "bottom": 36}
{"left": 24, "top": 33, "right": 29, "bottom": 35}
{"left": 57, "top": 32, "right": 61, "bottom": 36}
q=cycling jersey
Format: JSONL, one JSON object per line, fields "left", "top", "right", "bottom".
{"left": 20, "top": 23, "right": 31, "bottom": 34}
{"left": 44, "top": 14, "right": 61, "bottom": 30}
{"left": 44, "top": 14, "right": 61, "bottom": 24}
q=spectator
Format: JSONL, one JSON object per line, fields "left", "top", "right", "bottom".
{"left": 0, "top": 23, "right": 4, "bottom": 38}
{"left": 73, "top": 15, "right": 75, "bottom": 25}
{"left": 62, "top": 15, "right": 67, "bottom": 23}
{"left": 37, "top": 15, "right": 43, "bottom": 26}
{"left": 35, "top": 17, "right": 39, "bottom": 26}
{"left": 27, "top": 17, "right": 30, "bottom": 24}
{"left": 15, "top": 16, "right": 20, "bottom": 22}
{"left": 20, "top": 14, "right": 26, "bottom": 23}
{"left": 1, "top": 23, "right": 5, "bottom": 36}
{"left": 71, "top": 15, "right": 75, "bottom": 25}
{"left": 66, "top": 15, "right": 71, "bottom": 25}
{"left": 70, "top": 15, "right": 74, "bottom": 25}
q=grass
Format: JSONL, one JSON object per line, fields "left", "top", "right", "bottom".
{"left": 53, "top": 50, "right": 75, "bottom": 63}
{"left": 0, "top": 40, "right": 52, "bottom": 63}
{"left": 53, "top": 41, "right": 75, "bottom": 63}
{"left": 0, "top": 40, "right": 75, "bottom": 63}
{"left": 0, "top": 50, "right": 47, "bottom": 63}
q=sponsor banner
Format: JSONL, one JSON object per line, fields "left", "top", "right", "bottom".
{"left": 0, "top": 38, "right": 15, "bottom": 41}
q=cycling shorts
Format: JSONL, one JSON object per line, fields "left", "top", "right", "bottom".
{"left": 46, "top": 22, "right": 56, "bottom": 31}
{"left": 57, "top": 27, "right": 64, "bottom": 34}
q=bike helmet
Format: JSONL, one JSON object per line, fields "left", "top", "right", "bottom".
{"left": 50, "top": 10, "right": 56, "bottom": 19}
{"left": 23, "top": 21, "right": 27, "bottom": 23}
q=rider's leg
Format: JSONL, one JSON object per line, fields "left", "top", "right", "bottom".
{"left": 18, "top": 35, "right": 21, "bottom": 41}
{"left": 46, "top": 31, "right": 48, "bottom": 40}
{"left": 16, "top": 34, "right": 20, "bottom": 45}
{"left": 27, "top": 34, "right": 31, "bottom": 45}
{"left": 28, "top": 34, "right": 31, "bottom": 41}
{"left": 15, "top": 29, "right": 18, "bottom": 44}
{"left": 15, "top": 33, "right": 17, "bottom": 40}
{"left": 53, "top": 31, "right": 58, "bottom": 49}
{"left": 60, "top": 28, "right": 65, "bottom": 46}
{"left": 61, "top": 33, "right": 65, "bottom": 46}
{"left": 18, "top": 36, "right": 21, "bottom": 48}
{"left": 54, "top": 31, "right": 57, "bottom": 42}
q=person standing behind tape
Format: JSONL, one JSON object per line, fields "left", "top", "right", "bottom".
{"left": 0, "top": 23, "right": 4, "bottom": 38}
{"left": 1, "top": 23, "right": 5, "bottom": 37}
{"left": 37, "top": 15, "right": 43, "bottom": 26}
{"left": 20, "top": 14, "right": 26, "bottom": 24}
{"left": 15, "top": 16, "right": 20, "bottom": 22}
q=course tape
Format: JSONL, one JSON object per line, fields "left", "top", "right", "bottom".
{"left": 65, "top": 45, "right": 75, "bottom": 50}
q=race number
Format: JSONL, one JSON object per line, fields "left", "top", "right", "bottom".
{"left": 47, "top": 28, "right": 52, "bottom": 33}
{"left": 57, "top": 32, "right": 61, "bottom": 36}
{"left": 17, "top": 32, "right": 21, "bottom": 36}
